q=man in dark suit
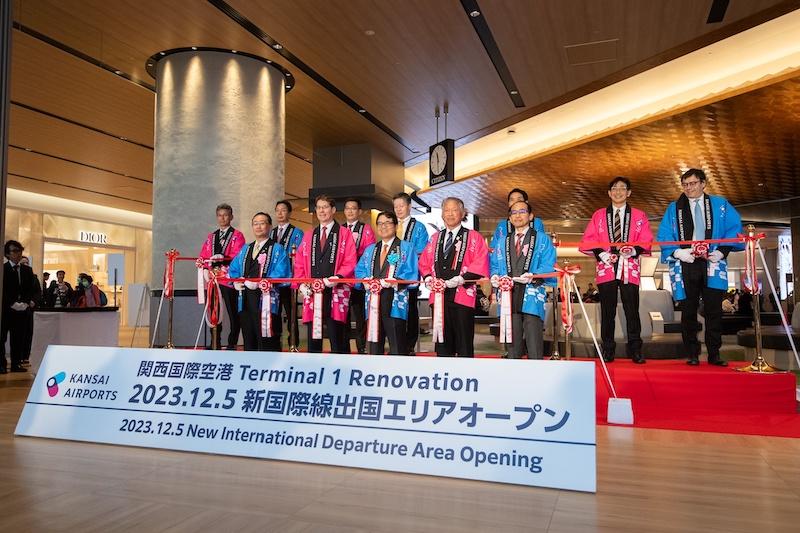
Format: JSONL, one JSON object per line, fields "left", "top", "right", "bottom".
{"left": 2, "top": 240, "right": 40, "bottom": 373}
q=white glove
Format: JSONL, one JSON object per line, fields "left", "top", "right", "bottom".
{"left": 620, "top": 248, "right": 636, "bottom": 258}
{"left": 423, "top": 276, "right": 433, "bottom": 289}
{"left": 380, "top": 279, "right": 393, "bottom": 289}
{"left": 599, "top": 251, "right": 613, "bottom": 266}
{"left": 515, "top": 273, "right": 534, "bottom": 284}
{"left": 11, "top": 302, "right": 28, "bottom": 311}
{"left": 244, "top": 280, "right": 258, "bottom": 290}
{"left": 444, "top": 275, "right": 464, "bottom": 289}
{"left": 210, "top": 254, "right": 225, "bottom": 261}
{"left": 490, "top": 275, "right": 500, "bottom": 288}
{"left": 323, "top": 276, "right": 339, "bottom": 288}
{"left": 673, "top": 248, "right": 695, "bottom": 263}
{"left": 233, "top": 282, "right": 244, "bottom": 291}
{"left": 299, "top": 284, "right": 312, "bottom": 299}
{"left": 708, "top": 250, "right": 724, "bottom": 263}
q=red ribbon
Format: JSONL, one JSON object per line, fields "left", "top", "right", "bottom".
{"left": 553, "top": 263, "right": 581, "bottom": 334}
{"left": 205, "top": 271, "right": 221, "bottom": 328}
{"left": 163, "top": 250, "right": 179, "bottom": 300}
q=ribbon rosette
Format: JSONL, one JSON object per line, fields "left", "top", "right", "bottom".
{"left": 554, "top": 263, "right": 581, "bottom": 334}
{"left": 498, "top": 276, "right": 514, "bottom": 344}
{"left": 616, "top": 246, "right": 633, "bottom": 283}
{"left": 310, "top": 279, "right": 326, "bottom": 340}
{"left": 366, "top": 278, "right": 383, "bottom": 343}
{"left": 691, "top": 241, "right": 709, "bottom": 258}
{"left": 429, "top": 277, "right": 447, "bottom": 343}
{"left": 258, "top": 279, "right": 273, "bottom": 337}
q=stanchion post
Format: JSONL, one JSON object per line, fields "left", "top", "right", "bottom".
{"left": 549, "top": 232, "right": 561, "bottom": 360}
{"left": 736, "top": 225, "right": 784, "bottom": 373}
{"left": 289, "top": 244, "right": 299, "bottom": 352}
{"left": 563, "top": 259, "right": 572, "bottom": 360}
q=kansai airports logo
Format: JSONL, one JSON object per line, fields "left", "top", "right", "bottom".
{"left": 46, "top": 372, "right": 67, "bottom": 397}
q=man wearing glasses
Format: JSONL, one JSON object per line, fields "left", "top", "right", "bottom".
{"left": 354, "top": 211, "right": 418, "bottom": 355}
{"left": 580, "top": 177, "right": 653, "bottom": 363}
{"left": 2, "top": 240, "right": 40, "bottom": 373}
{"left": 657, "top": 169, "right": 743, "bottom": 366}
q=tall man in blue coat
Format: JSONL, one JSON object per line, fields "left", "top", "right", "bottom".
{"left": 393, "top": 192, "right": 430, "bottom": 355}
{"left": 490, "top": 201, "right": 557, "bottom": 359}
{"left": 657, "top": 169, "right": 743, "bottom": 366}
{"left": 355, "top": 211, "right": 419, "bottom": 355}
{"left": 228, "top": 212, "right": 291, "bottom": 352}
{"left": 269, "top": 200, "right": 304, "bottom": 347}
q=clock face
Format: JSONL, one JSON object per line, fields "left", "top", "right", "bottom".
{"left": 430, "top": 144, "right": 447, "bottom": 175}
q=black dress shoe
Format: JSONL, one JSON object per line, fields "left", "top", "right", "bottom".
{"left": 708, "top": 359, "right": 728, "bottom": 367}
{"left": 602, "top": 354, "right": 615, "bottom": 363}
{"left": 687, "top": 358, "right": 700, "bottom": 366}
{"left": 10, "top": 366, "right": 27, "bottom": 373}
{"left": 632, "top": 357, "right": 646, "bottom": 364}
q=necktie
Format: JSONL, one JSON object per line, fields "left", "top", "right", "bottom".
{"left": 14, "top": 264, "right": 20, "bottom": 284}
{"left": 277, "top": 227, "right": 284, "bottom": 243}
{"left": 320, "top": 225, "right": 328, "bottom": 250}
{"left": 444, "top": 231, "right": 453, "bottom": 256}
{"left": 693, "top": 200, "right": 704, "bottom": 241}
{"left": 613, "top": 210, "right": 621, "bottom": 242}
{"left": 379, "top": 243, "right": 389, "bottom": 269}
{"left": 397, "top": 219, "right": 405, "bottom": 239}
{"left": 515, "top": 233, "right": 523, "bottom": 256}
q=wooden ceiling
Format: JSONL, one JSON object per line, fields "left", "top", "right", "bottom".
{"left": 418, "top": 74, "right": 800, "bottom": 227}
{"left": 5, "top": 0, "right": 799, "bottom": 217}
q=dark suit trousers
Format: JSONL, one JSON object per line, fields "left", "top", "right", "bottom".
{"left": 598, "top": 280, "right": 642, "bottom": 357}
{"left": 347, "top": 287, "right": 367, "bottom": 353}
{"left": 435, "top": 290, "right": 475, "bottom": 357}
{"left": 239, "top": 290, "right": 281, "bottom": 352}
{"left": 509, "top": 313, "right": 544, "bottom": 359}
{"left": 306, "top": 288, "right": 349, "bottom": 354}
{"left": 213, "top": 285, "right": 241, "bottom": 348}
{"left": 368, "top": 288, "right": 407, "bottom": 355}
{"left": 277, "top": 285, "right": 299, "bottom": 347}
{"left": 405, "top": 288, "right": 420, "bottom": 354}
{"left": 0, "top": 310, "right": 29, "bottom": 368}
{"left": 681, "top": 260, "right": 724, "bottom": 360}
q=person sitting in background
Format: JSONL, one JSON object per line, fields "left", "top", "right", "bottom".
{"left": 722, "top": 292, "right": 738, "bottom": 314}
{"left": 73, "top": 274, "right": 107, "bottom": 308}
{"left": 47, "top": 270, "right": 73, "bottom": 308}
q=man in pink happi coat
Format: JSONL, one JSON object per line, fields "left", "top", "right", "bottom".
{"left": 580, "top": 177, "right": 653, "bottom": 363}
{"left": 419, "top": 197, "right": 489, "bottom": 357}
{"left": 293, "top": 195, "right": 357, "bottom": 353}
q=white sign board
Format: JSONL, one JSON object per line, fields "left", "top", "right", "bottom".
{"left": 16, "top": 346, "right": 596, "bottom": 492}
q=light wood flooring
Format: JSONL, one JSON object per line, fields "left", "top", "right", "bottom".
{"left": 1, "top": 370, "right": 799, "bottom": 532}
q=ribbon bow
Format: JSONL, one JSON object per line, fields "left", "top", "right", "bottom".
{"left": 553, "top": 263, "right": 581, "bottom": 334}
{"left": 164, "top": 249, "right": 179, "bottom": 300}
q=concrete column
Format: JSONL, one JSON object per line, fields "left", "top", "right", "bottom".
{"left": 149, "top": 50, "right": 286, "bottom": 346}
{"left": 151, "top": 49, "right": 286, "bottom": 288}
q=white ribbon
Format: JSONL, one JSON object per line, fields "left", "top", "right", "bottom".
{"left": 498, "top": 276, "right": 514, "bottom": 344}
{"left": 366, "top": 279, "right": 382, "bottom": 343}
{"left": 260, "top": 280, "right": 272, "bottom": 337}
{"left": 428, "top": 277, "right": 446, "bottom": 343}
{"left": 311, "top": 279, "right": 325, "bottom": 340}
{"left": 196, "top": 263, "right": 206, "bottom": 305}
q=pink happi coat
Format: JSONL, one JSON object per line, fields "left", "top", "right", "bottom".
{"left": 198, "top": 228, "right": 246, "bottom": 287}
{"left": 293, "top": 224, "right": 357, "bottom": 323}
{"left": 579, "top": 206, "right": 653, "bottom": 285}
{"left": 418, "top": 228, "right": 489, "bottom": 308}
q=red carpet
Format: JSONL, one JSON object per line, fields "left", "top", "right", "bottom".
{"left": 592, "top": 359, "right": 800, "bottom": 438}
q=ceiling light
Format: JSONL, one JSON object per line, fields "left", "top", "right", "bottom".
{"left": 24, "top": 147, "right": 32, "bottom": 151}
{"left": 470, "top": 10, "right": 480, "bottom": 17}
{"left": 758, "top": 183, "right": 764, "bottom": 186}
{"left": 147, "top": 62, "right": 153, "bottom": 67}
{"left": 231, "top": 50, "right": 237, "bottom": 53}
{"left": 364, "top": 30, "right": 375, "bottom": 36}
{"left": 286, "top": 72, "right": 292, "bottom": 77}
{"left": 267, "top": 60, "right": 272, "bottom": 63}
{"left": 358, "top": 109, "right": 366, "bottom": 113}
{"left": 159, "top": 52, "right": 165, "bottom": 56}
{"left": 285, "top": 85, "right": 291, "bottom": 88}
{"left": 114, "top": 70, "right": 122, "bottom": 75}
{"left": 510, "top": 90, "right": 519, "bottom": 95}
{"left": 191, "top": 46, "right": 197, "bottom": 50}
{"left": 561, "top": 181, "right": 567, "bottom": 185}
{"left": 272, "top": 43, "right": 282, "bottom": 50}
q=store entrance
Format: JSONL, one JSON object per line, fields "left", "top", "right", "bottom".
{"left": 42, "top": 241, "right": 133, "bottom": 319}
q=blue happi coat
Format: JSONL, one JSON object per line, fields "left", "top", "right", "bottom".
{"left": 401, "top": 217, "right": 430, "bottom": 256}
{"left": 490, "top": 229, "right": 557, "bottom": 320}
{"left": 657, "top": 194, "right": 743, "bottom": 301}
{"left": 355, "top": 239, "right": 419, "bottom": 320}
{"left": 269, "top": 224, "right": 304, "bottom": 255}
{"left": 490, "top": 217, "right": 545, "bottom": 251}
{"left": 228, "top": 240, "right": 291, "bottom": 314}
